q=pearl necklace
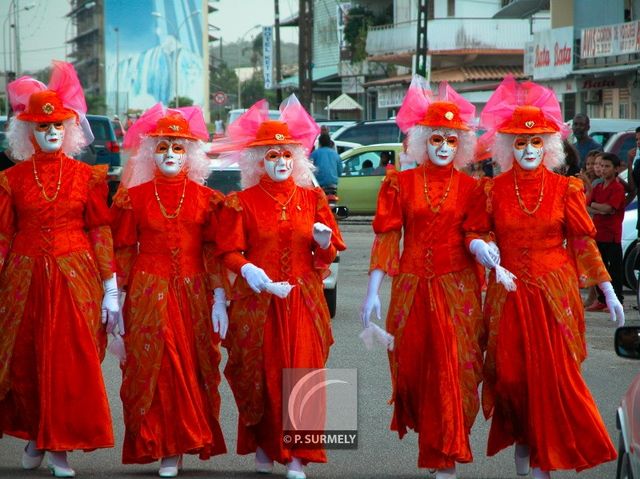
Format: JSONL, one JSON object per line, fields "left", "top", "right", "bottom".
{"left": 422, "top": 164, "right": 454, "bottom": 214}
{"left": 32, "top": 157, "right": 63, "bottom": 202}
{"left": 513, "top": 167, "right": 545, "bottom": 215}
{"left": 259, "top": 183, "right": 298, "bottom": 220}
{"left": 154, "top": 177, "right": 187, "bottom": 219}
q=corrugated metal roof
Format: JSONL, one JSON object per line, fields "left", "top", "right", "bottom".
{"left": 431, "top": 66, "right": 526, "bottom": 82}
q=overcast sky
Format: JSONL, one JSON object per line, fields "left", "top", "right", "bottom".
{"left": 0, "top": 0, "right": 298, "bottom": 74}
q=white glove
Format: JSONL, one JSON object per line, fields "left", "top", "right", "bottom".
{"left": 360, "top": 269, "right": 384, "bottom": 328}
{"left": 211, "top": 287, "right": 228, "bottom": 339}
{"left": 313, "top": 222, "right": 332, "bottom": 249}
{"left": 469, "top": 239, "right": 499, "bottom": 268}
{"left": 102, "top": 273, "right": 120, "bottom": 333}
{"left": 599, "top": 281, "right": 625, "bottom": 327}
{"left": 240, "top": 263, "right": 272, "bottom": 293}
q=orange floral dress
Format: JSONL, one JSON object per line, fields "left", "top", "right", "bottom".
{"left": 0, "top": 151, "right": 115, "bottom": 451}
{"left": 111, "top": 173, "right": 227, "bottom": 464}
{"left": 470, "top": 164, "right": 617, "bottom": 472}
{"left": 217, "top": 176, "right": 346, "bottom": 465}
{"left": 370, "top": 163, "right": 486, "bottom": 470}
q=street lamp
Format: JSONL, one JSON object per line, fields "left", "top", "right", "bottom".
{"left": 114, "top": 27, "right": 119, "bottom": 118}
{"left": 151, "top": 9, "right": 201, "bottom": 108}
{"left": 237, "top": 24, "right": 261, "bottom": 109}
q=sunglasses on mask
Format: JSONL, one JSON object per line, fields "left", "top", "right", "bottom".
{"left": 264, "top": 149, "right": 293, "bottom": 161}
{"left": 429, "top": 134, "right": 458, "bottom": 147}
{"left": 155, "top": 141, "right": 186, "bottom": 154}
{"left": 513, "top": 136, "right": 544, "bottom": 150}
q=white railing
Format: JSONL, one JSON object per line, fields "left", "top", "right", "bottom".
{"left": 366, "top": 18, "right": 542, "bottom": 55}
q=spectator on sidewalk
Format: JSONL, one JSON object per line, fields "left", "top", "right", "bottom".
{"left": 572, "top": 113, "right": 602, "bottom": 169}
{"left": 311, "top": 132, "right": 342, "bottom": 196}
{"left": 586, "top": 152, "right": 626, "bottom": 311}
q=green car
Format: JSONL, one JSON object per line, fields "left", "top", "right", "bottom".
{"left": 338, "top": 143, "right": 404, "bottom": 215}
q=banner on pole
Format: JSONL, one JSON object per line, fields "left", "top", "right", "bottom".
{"left": 263, "top": 26, "right": 274, "bottom": 89}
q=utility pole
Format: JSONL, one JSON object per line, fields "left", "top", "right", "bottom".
{"left": 415, "top": 0, "right": 428, "bottom": 78}
{"left": 274, "top": 0, "right": 282, "bottom": 103}
{"left": 14, "top": 0, "right": 21, "bottom": 76}
{"left": 298, "top": 0, "right": 313, "bottom": 110}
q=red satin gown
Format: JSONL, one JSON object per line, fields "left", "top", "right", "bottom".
{"left": 370, "top": 162, "right": 486, "bottom": 469}
{"left": 110, "top": 173, "right": 227, "bottom": 463}
{"left": 471, "top": 164, "right": 617, "bottom": 472}
{"left": 217, "top": 176, "right": 346, "bottom": 465}
{"left": 0, "top": 151, "right": 115, "bottom": 451}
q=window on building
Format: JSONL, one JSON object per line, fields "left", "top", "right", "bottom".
{"left": 447, "top": 0, "right": 455, "bottom": 17}
{"left": 428, "top": 1, "right": 434, "bottom": 19}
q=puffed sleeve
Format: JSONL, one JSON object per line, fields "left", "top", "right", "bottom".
{"left": 0, "top": 172, "right": 15, "bottom": 272}
{"left": 369, "top": 167, "right": 402, "bottom": 274}
{"left": 565, "top": 176, "right": 610, "bottom": 287}
{"left": 85, "top": 165, "right": 116, "bottom": 280}
{"left": 202, "top": 189, "right": 230, "bottom": 291}
{"left": 216, "top": 192, "right": 250, "bottom": 274}
{"left": 312, "top": 187, "right": 347, "bottom": 271}
{"left": 464, "top": 177, "right": 494, "bottom": 247}
{"left": 110, "top": 186, "right": 138, "bottom": 289}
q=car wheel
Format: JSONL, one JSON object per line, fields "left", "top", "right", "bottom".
{"left": 617, "top": 433, "right": 635, "bottom": 479}
{"left": 324, "top": 286, "right": 337, "bottom": 319}
{"left": 624, "top": 241, "right": 640, "bottom": 291}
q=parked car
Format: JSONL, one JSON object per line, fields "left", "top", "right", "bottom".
{"left": 338, "top": 143, "right": 403, "bottom": 215}
{"left": 614, "top": 325, "right": 640, "bottom": 479}
{"left": 332, "top": 119, "right": 404, "bottom": 147}
{"left": 206, "top": 160, "right": 348, "bottom": 318}
{"left": 226, "top": 109, "right": 281, "bottom": 133}
{"left": 77, "top": 114, "right": 123, "bottom": 200}
{"left": 0, "top": 115, "right": 7, "bottom": 152}
{"left": 606, "top": 130, "right": 640, "bottom": 165}
{"left": 317, "top": 120, "right": 355, "bottom": 135}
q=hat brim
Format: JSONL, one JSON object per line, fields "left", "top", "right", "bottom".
{"left": 248, "top": 138, "right": 302, "bottom": 147}
{"left": 148, "top": 131, "right": 203, "bottom": 141}
{"left": 417, "top": 120, "right": 470, "bottom": 131}
{"left": 498, "top": 125, "right": 559, "bottom": 134}
{"left": 18, "top": 108, "right": 77, "bottom": 123}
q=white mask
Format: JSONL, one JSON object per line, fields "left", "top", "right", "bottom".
{"left": 513, "top": 135, "right": 545, "bottom": 170}
{"left": 154, "top": 140, "right": 186, "bottom": 177}
{"left": 427, "top": 129, "right": 458, "bottom": 166}
{"left": 263, "top": 148, "right": 293, "bottom": 182}
{"left": 33, "top": 122, "right": 65, "bottom": 152}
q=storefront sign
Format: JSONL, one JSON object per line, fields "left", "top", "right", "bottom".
{"left": 530, "top": 27, "right": 573, "bottom": 80}
{"left": 581, "top": 20, "right": 640, "bottom": 58}
{"left": 263, "top": 26, "right": 273, "bottom": 89}
{"left": 579, "top": 77, "right": 625, "bottom": 89}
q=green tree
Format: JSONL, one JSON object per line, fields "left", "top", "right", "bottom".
{"left": 241, "top": 73, "right": 277, "bottom": 107}
{"left": 168, "top": 96, "right": 194, "bottom": 108}
{"left": 210, "top": 60, "right": 238, "bottom": 100}
{"left": 86, "top": 95, "right": 107, "bottom": 115}
{"left": 344, "top": 6, "right": 393, "bottom": 62}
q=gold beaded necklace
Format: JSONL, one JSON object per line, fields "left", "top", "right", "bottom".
{"left": 154, "top": 177, "right": 187, "bottom": 219}
{"left": 513, "top": 167, "right": 545, "bottom": 215}
{"left": 259, "top": 183, "right": 298, "bottom": 220}
{"left": 422, "top": 164, "right": 454, "bottom": 214}
{"left": 32, "top": 157, "right": 63, "bottom": 202}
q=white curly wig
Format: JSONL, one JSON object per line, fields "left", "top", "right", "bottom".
{"left": 406, "top": 125, "right": 476, "bottom": 169}
{"left": 238, "top": 144, "right": 316, "bottom": 189}
{"left": 7, "top": 117, "right": 87, "bottom": 161}
{"left": 122, "top": 136, "right": 211, "bottom": 188}
{"left": 491, "top": 132, "right": 564, "bottom": 173}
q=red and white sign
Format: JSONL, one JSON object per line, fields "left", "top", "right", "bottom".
{"left": 581, "top": 20, "right": 640, "bottom": 58}
{"left": 529, "top": 27, "right": 573, "bottom": 80}
{"left": 212, "top": 91, "right": 227, "bottom": 105}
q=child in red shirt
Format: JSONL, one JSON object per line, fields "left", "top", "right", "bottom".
{"left": 586, "top": 152, "right": 626, "bottom": 310}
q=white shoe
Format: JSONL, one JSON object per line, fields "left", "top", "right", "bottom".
{"left": 47, "top": 462, "right": 76, "bottom": 478}
{"left": 515, "top": 444, "right": 530, "bottom": 476}
{"left": 21, "top": 442, "right": 44, "bottom": 470}
{"left": 435, "top": 466, "right": 456, "bottom": 479}
{"left": 532, "top": 467, "right": 551, "bottom": 479}
{"left": 255, "top": 447, "right": 274, "bottom": 474}
{"left": 158, "top": 455, "right": 181, "bottom": 478}
{"left": 286, "top": 471, "right": 306, "bottom": 479}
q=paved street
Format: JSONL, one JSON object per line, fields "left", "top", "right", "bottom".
{"left": 0, "top": 221, "right": 637, "bottom": 478}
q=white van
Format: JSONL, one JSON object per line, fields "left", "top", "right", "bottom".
{"left": 567, "top": 118, "right": 640, "bottom": 147}
{"left": 226, "top": 108, "right": 281, "bottom": 131}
